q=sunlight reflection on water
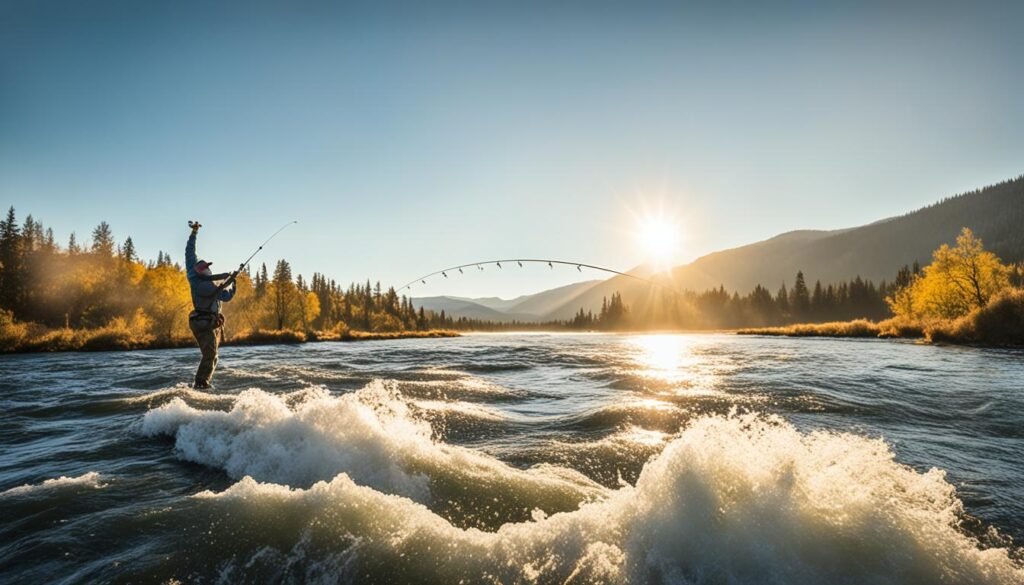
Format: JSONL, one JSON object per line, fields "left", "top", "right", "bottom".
{"left": 628, "top": 334, "right": 723, "bottom": 396}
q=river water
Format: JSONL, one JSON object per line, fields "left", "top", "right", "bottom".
{"left": 1, "top": 333, "right": 1022, "bottom": 584}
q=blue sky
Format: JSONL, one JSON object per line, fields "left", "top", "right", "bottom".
{"left": 2, "top": 1, "right": 1022, "bottom": 297}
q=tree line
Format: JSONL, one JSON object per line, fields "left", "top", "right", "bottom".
{"left": 573, "top": 227, "right": 1022, "bottom": 332}
{"left": 565, "top": 272, "right": 895, "bottom": 330}
{"left": 2, "top": 206, "right": 1019, "bottom": 348}
{"left": 0, "top": 207, "right": 453, "bottom": 342}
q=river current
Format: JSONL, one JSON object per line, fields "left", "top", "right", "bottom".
{"left": 1, "top": 333, "right": 1022, "bottom": 583}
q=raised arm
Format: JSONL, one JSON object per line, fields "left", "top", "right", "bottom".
{"left": 185, "top": 228, "right": 199, "bottom": 272}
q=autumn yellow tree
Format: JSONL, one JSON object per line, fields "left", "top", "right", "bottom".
{"left": 889, "top": 228, "right": 1010, "bottom": 319}
{"left": 886, "top": 276, "right": 918, "bottom": 318}
{"left": 140, "top": 264, "right": 190, "bottom": 338}
{"left": 296, "top": 290, "right": 320, "bottom": 330}
{"left": 261, "top": 259, "right": 312, "bottom": 330}
{"left": 222, "top": 271, "right": 258, "bottom": 331}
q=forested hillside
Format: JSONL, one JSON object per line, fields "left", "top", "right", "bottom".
{"left": 674, "top": 175, "right": 1024, "bottom": 292}
{"left": 548, "top": 176, "right": 1024, "bottom": 318}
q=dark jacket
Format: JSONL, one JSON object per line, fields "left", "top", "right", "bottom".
{"left": 185, "top": 232, "right": 236, "bottom": 316}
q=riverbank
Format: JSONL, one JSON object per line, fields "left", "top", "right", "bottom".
{"left": 0, "top": 325, "right": 460, "bottom": 354}
{"left": 737, "top": 319, "right": 924, "bottom": 339}
{"left": 738, "top": 288, "right": 1024, "bottom": 346}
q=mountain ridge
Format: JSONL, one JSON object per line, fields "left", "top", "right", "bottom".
{"left": 415, "top": 176, "right": 1024, "bottom": 322}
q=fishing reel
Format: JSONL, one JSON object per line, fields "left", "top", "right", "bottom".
{"left": 188, "top": 220, "right": 203, "bottom": 231}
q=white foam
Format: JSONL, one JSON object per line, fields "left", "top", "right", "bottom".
{"left": 1, "top": 471, "right": 106, "bottom": 497}
{"left": 142, "top": 380, "right": 605, "bottom": 508}
{"left": 189, "top": 413, "right": 1022, "bottom": 584}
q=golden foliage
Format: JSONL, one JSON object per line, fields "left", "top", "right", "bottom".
{"left": 745, "top": 228, "right": 1023, "bottom": 345}
{"left": 1, "top": 213, "right": 455, "bottom": 352}
{"left": 300, "top": 291, "right": 320, "bottom": 329}
{"left": 0, "top": 309, "right": 30, "bottom": 351}
{"left": 927, "top": 288, "right": 1024, "bottom": 345}
{"left": 889, "top": 228, "right": 1011, "bottom": 319}
{"left": 742, "top": 291, "right": 1024, "bottom": 345}
{"left": 738, "top": 319, "right": 886, "bottom": 338}
{"left": 739, "top": 316, "right": 928, "bottom": 339}
{"left": 140, "top": 265, "right": 190, "bottom": 338}
{"left": 228, "top": 328, "right": 307, "bottom": 345}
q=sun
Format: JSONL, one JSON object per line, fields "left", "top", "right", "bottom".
{"left": 636, "top": 216, "right": 681, "bottom": 271}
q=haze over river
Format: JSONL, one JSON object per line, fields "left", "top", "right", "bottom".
{"left": 2, "top": 333, "right": 1022, "bottom": 583}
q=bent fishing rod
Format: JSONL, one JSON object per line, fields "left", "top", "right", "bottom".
{"left": 397, "top": 259, "right": 685, "bottom": 297}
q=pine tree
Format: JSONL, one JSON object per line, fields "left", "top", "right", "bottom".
{"left": 68, "top": 232, "right": 80, "bottom": 255}
{"left": 792, "top": 271, "right": 811, "bottom": 318}
{"left": 895, "top": 264, "right": 914, "bottom": 290}
{"left": 810, "top": 280, "right": 824, "bottom": 318}
{"left": 256, "top": 263, "right": 269, "bottom": 298}
{"left": 272, "top": 259, "right": 295, "bottom": 330}
{"left": 0, "top": 207, "right": 21, "bottom": 309}
{"left": 91, "top": 221, "right": 115, "bottom": 256}
{"left": 22, "top": 215, "right": 37, "bottom": 252}
{"left": 776, "top": 283, "right": 790, "bottom": 319}
{"left": 121, "top": 236, "right": 137, "bottom": 263}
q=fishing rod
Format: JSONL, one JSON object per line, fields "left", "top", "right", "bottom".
{"left": 176, "top": 220, "right": 298, "bottom": 308}
{"left": 397, "top": 259, "right": 676, "bottom": 294}
{"left": 236, "top": 220, "right": 299, "bottom": 273}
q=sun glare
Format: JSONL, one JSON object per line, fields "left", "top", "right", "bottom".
{"left": 637, "top": 216, "right": 681, "bottom": 271}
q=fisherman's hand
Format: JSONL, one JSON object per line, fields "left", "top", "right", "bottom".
{"left": 188, "top": 220, "right": 202, "bottom": 233}
{"left": 238, "top": 263, "right": 245, "bottom": 272}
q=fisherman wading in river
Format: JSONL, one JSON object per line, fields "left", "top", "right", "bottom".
{"left": 185, "top": 221, "right": 241, "bottom": 389}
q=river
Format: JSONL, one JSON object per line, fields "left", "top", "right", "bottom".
{"left": 1, "top": 333, "right": 1022, "bottom": 583}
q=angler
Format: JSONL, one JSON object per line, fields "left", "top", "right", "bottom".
{"left": 185, "top": 221, "right": 241, "bottom": 389}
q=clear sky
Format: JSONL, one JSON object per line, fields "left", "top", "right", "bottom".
{"left": 2, "top": 0, "right": 1021, "bottom": 298}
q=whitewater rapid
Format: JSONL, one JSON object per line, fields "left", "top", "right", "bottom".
{"left": 139, "top": 380, "right": 1023, "bottom": 584}
{"left": 4, "top": 333, "right": 1023, "bottom": 583}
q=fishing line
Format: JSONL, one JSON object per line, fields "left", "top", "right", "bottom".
{"left": 238, "top": 220, "right": 299, "bottom": 272}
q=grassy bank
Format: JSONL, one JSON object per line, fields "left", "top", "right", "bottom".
{"left": 737, "top": 319, "right": 923, "bottom": 339}
{"left": 738, "top": 288, "right": 1024, "bottom": 346}
{"left": 0, "top": 322, "right": 459, "bottom": 354}
{"left": 225, "top": 328, "right": 461, "bottom": 346}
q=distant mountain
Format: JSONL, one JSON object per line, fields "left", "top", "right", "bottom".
{"left": 454, "top": 296, "right": 528, "bottom": 312}
{"left": 411, "top": 297, "right": 532, "bottom": 322}
{"left": 674, "top": 176, "right": 1024, "bottom": 292}
{"left": 502, "top": 280, "right": 601, "bottom": 316}
{"left": 412, "top": 280, "right": 600, "bottom": 322}
{"left": 543, "top": 176, "right": 1024, "bottom": 319}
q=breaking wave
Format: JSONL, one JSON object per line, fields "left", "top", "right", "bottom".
{"left": 141, "top": 382, "right": 1023, "bottom": 584}
{"left": 142, "top": 380, "right": 605, "bottom": 524}
{"left": 1, "top": 472, "right": 106, "bottom": 497}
